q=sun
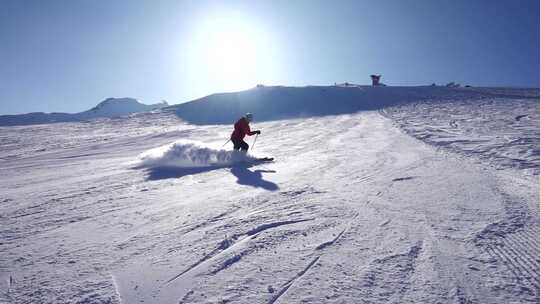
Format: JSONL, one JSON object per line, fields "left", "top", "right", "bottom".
{"left": 204, "top": 22, "right": 259, "bottom": 90}
{"left": 187, "top": 15, "right": 276, "bottom": 93}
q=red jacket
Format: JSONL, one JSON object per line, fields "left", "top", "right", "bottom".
{"left": 231, "top": 117, "right": 255, "bottom": 140}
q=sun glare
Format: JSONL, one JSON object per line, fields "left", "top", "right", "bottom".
{"left": 188, "top": 15, "right": 276, "bottom": 93}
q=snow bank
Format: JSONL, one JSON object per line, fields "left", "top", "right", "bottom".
{"left": 135, "top": 140, "right": 258, "bottom": 168}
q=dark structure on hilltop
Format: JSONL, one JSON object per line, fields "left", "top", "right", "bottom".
{"left": 371, "top": 74, "right": 382, "bottom": 86}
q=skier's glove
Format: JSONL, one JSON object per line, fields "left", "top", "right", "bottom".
{"left": 256, "top": 130, "right": 261, "bottom": 135}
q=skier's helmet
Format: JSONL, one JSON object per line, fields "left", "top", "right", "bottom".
{"left": 245, "top": 113, "right": 253, "bottom": 122}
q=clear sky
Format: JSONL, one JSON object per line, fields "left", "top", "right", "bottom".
{"left": 1, "top": 0, "right": 540, "bottom": 114}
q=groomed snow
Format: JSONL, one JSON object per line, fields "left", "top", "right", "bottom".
{"left": 1, "top": 86, "right": 539, "bottom": 303}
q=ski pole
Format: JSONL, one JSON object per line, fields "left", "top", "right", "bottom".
{"left": 251, "top": 133, "right": 259, "bottom": 151}
{"left": 221, "top": 138, "right": 231, "bottom": 148}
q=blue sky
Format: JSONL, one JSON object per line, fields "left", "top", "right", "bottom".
{"left": 1, "top": 0, "right": 540, "bottom": 114}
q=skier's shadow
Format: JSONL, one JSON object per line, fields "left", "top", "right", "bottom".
{"left": 145, "top": 166, "right": 225, "bottom": 180}
{"left": 143, "top": 164, "right": 278, "bottom": 191}
{"left": 230, "top": 164, "right": 279, "bottom": 191}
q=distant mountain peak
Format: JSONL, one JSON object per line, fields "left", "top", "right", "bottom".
{"left": 0, "top": 97, "right": 169, "bottom": 126}
{"left": 91, "top": 97, "right": 142, "bottom": 111}
{"left": 84, "top": 97, "right": 167, "bottom": 116}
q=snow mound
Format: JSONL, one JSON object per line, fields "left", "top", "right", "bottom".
{"left": 136, "top": 140, "right": 258, "bottom": 168}
{"left": 167, "top": 85, "right": 487, "bottom": 125}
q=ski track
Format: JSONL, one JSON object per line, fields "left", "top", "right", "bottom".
{"left": 166, "top": 218, "right": 315, "bottom": 286}
{"left": 268, "top": 256, "right": 321, "bottom": 304}
{"left": 267, "top": 214, "right": 359, "bottom": 303}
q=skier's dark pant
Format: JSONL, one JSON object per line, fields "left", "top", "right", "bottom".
{"left": 232, "top": 138, "right": 249, "bottom": 151}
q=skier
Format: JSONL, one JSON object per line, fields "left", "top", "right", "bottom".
{"left": 231, "top": 113, "right": 260, "bottom": 152}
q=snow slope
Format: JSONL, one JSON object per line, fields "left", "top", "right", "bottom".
{"left": 1, "top": 86, "right": 539, "bottom": 303}
{"left": 0, "top": 98, "right": 168, "bottom": 126}
{"left": 166, "top": 85, "right": 485, "bottom": 125}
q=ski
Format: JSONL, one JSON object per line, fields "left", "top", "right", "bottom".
{"left": 256, "top": 157, "right": 274, "bottom": 162}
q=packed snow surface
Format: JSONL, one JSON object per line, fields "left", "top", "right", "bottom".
{"left": 1, "top": 86, "right": 539, "bottom": 304}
